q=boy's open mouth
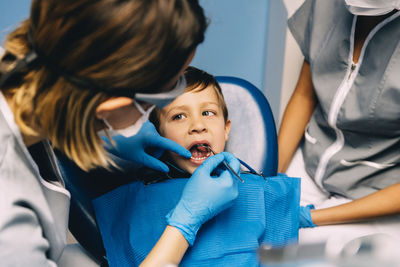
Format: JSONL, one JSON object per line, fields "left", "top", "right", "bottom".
{"left": 188, "top": 142, "right": 212, "bottom": 162}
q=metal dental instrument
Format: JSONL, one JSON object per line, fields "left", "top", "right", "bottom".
{"left": 198, "top": 144, "right": 245, "bottom": 183}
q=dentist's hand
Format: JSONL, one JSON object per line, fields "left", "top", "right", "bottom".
{"left": 166, "top": 152, "right": 240, "bottom": 245}
{"left": 300, "top": 204, "right": 316, "bottom": 228}
{"left": 103, "top": 121, "right": 191, "bottom": 173}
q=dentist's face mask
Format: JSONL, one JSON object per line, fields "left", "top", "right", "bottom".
{"left": 103, "top": 100, "right": 155, "bottom": 137}
{"left": 102, "top": 75, "right": 187, "bottom": 137}
{"left": 345, "top": 0, "right": 400, "bottom": 16}
{"left": 135, "top": 75, "right": 187, "bottom": 110}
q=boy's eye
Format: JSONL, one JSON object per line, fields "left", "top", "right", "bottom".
{"left": 172, "top": 114, "right": 185, "bottom": 120}
{"left": 202, "top": 110, "right": 216, "bottom": 116}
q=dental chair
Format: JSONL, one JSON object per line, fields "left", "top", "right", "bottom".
{"left": 217, "top": 76, "right": 277, "bottom": 177}
{"left": 30, "top": 76, "right": 278, "bottom": 266}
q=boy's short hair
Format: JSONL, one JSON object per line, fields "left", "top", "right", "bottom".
{"left": 149, "top": 66, "right": 229, "bottom": 130}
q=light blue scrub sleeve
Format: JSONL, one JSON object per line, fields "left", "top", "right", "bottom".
{"left": 287, "top": 0, "right": 314, "bottom": 63}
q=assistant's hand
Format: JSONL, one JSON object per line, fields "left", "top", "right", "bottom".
{"left": 300, "top": 204, "right": 316, "bottom": 228}
{"left": 166, "top": 152, "right": 240, "bottom": 245}
{"left": 103, "top": 121, "right": 191, "bottom": 173}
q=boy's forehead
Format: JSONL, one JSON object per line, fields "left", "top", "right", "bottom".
{"left": 167, "top": 85, "right": 220, "bottom": 108}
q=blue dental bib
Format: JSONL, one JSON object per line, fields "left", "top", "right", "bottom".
{"left": 93, "top": 173, "right": 300, "bottom": 267}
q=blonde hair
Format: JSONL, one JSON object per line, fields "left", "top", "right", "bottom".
{"left": 0, "top": 0, "right": 207, "bottom": 171}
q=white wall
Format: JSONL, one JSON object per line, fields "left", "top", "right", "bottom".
{"left": 263, "top": 0, "right": 288, "bottom": 121}
{"left": 279, "top": 0, "right": 305, "bottom": 124}
{"left": 192, "top": 0, "right": 287, "bottom": 119}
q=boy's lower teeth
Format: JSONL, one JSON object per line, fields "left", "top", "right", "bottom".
{"left": 191, "top": 156, "right": 208, "bottom": 160}
{"left": 190, "top": 152, "right": 211, "bottom": 160}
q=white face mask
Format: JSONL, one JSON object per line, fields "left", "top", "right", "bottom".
{"left": 345, "top": 0, "right": 400, "bottom": 16}
{"left": 102, "top": 100, "right": 155, "bottom": 138}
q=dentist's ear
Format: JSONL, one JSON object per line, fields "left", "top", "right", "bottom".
{"left": 224, "top": 119, "right": 231, "bottom": 141}
{"left": 96, "top": 96, "right": 142, "bottom": 130}
{"left": 95, "top": 97, "right": 134, "bottom": 120}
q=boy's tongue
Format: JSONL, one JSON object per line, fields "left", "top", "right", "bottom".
{"left": 190, "top": 145, "right": 209, "bottom": 159}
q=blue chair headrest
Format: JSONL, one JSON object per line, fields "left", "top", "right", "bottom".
{"left": 217, "top": 76, "right": 278, "bottom": 176}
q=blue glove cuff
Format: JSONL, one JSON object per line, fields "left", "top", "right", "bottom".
{"left": 299, "top": 204, "right": 316, "bottom": 228}
{"left": 166, "top": 206, "right": 201, "bottom": 246}
{"left": 307, "top": 204, "right": 316, "bottom": 227}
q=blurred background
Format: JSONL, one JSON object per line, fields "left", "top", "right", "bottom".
{"left": 0, "top": 0, "right": 305, "bottom": 124}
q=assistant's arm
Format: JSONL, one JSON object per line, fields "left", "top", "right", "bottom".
{"left": 278, "top": 60, "right": 317, "bottom": 172}
{"left": 310, "top": 182, "right": 400, "bottom": 226}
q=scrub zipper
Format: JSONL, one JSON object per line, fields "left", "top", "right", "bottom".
{"left": 348, "top": 63, "right": 356, "bottom": 79}
{"left": 314, "top": 59, "right": 359, "bottom": 191}
{"left": 313, "top": 13, "right": 400, "bottom": 191}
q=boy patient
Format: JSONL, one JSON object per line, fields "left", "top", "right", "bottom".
{"left": 93, "top": 67, "right": 300, "bottom": 267}
{"left": 149, "top": 66, "right": 231, "bottom": 176}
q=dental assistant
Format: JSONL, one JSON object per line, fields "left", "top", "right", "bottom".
{"left": 0, "top": 1, "right": 239, "bottom": 266}
{"left": 279, "top": 0, "right": 400, "bottom": 244}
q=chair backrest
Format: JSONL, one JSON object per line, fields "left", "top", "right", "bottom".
{"left": 217, "top": 76, "right": 277, "bottom": 177}
{"left": 33, "top": 76, "right": 278, "bottom": 264}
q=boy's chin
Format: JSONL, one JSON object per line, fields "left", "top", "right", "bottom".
{"left": 176, "top": 162, "right": 196, "bottom": 175}
{"left": 170, "top": 155, "right": 198, "bottom": 175}
{"left": 175, "top": 160, "right": 198, "bottom": 175}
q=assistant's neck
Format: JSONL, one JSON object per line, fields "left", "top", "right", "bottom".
{"left": 353, "top": 11, "right": 398, "bottom": 63}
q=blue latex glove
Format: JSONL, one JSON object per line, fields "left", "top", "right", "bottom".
{"left": 166, "top": 152, "right": 240, "bottom": 245}
{"left": 103, "top": 121, "right": 191, "bottom": 173}
{"left": 299, "top": 204, "right": 316, "bottom": 228}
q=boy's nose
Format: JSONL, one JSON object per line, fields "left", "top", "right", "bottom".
{"left": 189, "top": 118, "right": 207, "bottom": 134}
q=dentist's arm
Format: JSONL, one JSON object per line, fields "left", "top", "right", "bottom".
{"left": 278, "top": 60, "right": 317, "bottom": 173}
{"left": 140, "top": 152, "right": 240, "bottom": 267}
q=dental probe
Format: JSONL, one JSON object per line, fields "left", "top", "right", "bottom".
{"left": 197, "top": 144, "right": 245, "bottom": 183}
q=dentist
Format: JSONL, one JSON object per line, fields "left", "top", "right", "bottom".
{"left": 0, "top": 0, "right": 239, "bottom": 266}
{"left": 279, "top": 0, "right": 400, "bottom": 244}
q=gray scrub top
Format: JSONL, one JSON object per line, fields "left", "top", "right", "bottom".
{"left": 288, "top": 0, "right": 400, "bottom": 199}
{"left": 0, "top": 92, "right": 70, "bottom": 266}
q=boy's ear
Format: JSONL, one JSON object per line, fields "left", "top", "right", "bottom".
{"left": 224, "top": 119, "right": 231, "bottom": 141}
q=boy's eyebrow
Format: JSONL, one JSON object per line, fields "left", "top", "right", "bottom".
{"left": 163, "top": 105, "right": 189, "bottom": 117}
{"left": 164, "top": 101, "right": 220, "bottom": 116}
